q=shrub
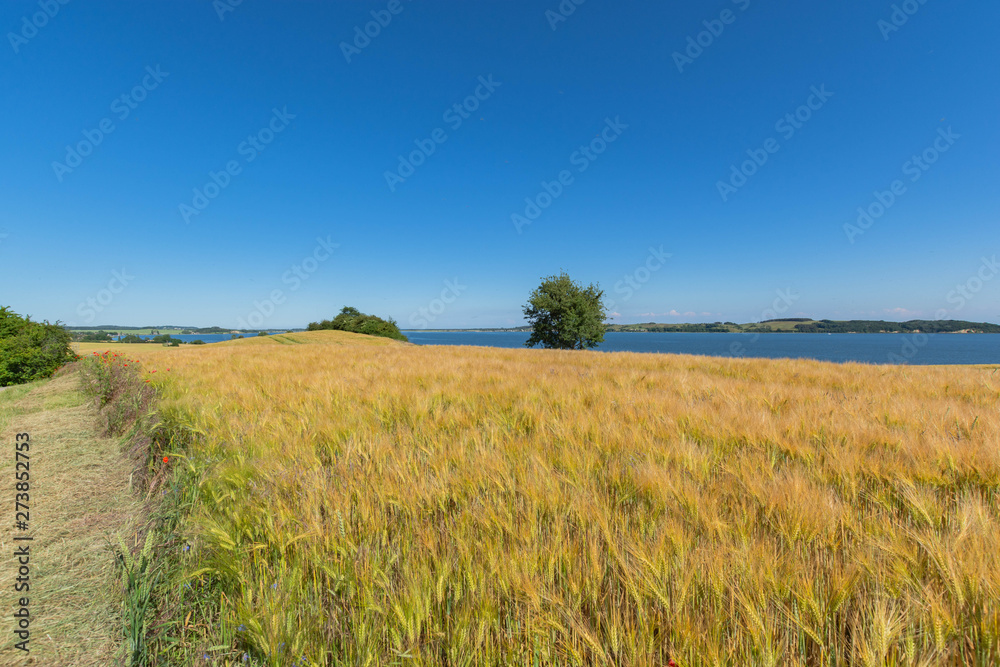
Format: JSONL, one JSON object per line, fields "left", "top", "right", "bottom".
{"left": 151, "top": 334, "right": 175, "bottom": 345}
{"left": 74, "top": 330, "right": 114, "bottom": 342}
{"left": 308, "top": 306, "right": 408, "bottom": 341}
{"left": 0, "top": 306, "right": 76, "bottom": 386}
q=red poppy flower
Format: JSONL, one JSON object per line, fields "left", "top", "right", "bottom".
{"left": 163, "top": 456, "right": 169, "bottom": 463}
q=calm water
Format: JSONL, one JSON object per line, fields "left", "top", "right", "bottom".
{"left": 402, "top": 331, "right": 1000, "bottom": 365}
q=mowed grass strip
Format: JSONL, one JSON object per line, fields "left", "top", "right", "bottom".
{"left": 76, "top": 334, "right": 1000, "bottom": 665}
{"left": 0, "top": 371, "right": 143, "bottom": 665}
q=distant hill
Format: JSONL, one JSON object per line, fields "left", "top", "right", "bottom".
{"left": 606, "top": 319, "right": 1000, "bottom": 334}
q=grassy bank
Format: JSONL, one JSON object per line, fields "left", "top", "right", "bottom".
{"left": 0, "top": 370, "right": 145, "bottom": 664}
{"left": 76, "top": 333, "right": 1000, "bottom": 665}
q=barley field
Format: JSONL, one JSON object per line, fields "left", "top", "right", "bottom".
{"left": 77, "top": 332, "right": 1000, "bottom": 666}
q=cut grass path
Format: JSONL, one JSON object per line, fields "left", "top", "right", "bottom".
{"left": 0, "top": 369, "right": 142, "bottom": 665}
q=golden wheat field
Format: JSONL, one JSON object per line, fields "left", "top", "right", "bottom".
{"left": 76, "top": 332, "right": 1000, "bottom": 666}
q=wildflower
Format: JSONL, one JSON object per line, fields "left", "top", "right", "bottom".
{"left": 163, "top": 456, "right": 169, "bottom": 463}
{"left": 242, "top": 654, "right": 249, "bottom": 663}
{"left": 237, "top": 624, "right": 246, "bottom": 632}
{"left": 183, "top": 544, "right": 190, "bottom": 552}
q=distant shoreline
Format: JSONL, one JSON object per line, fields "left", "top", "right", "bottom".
{"left": 404, "top": 318, "right": 1000, "bottom": 335}
{"left": 403, "top": 329, "right": 999, "bottom": 334}
{"left": 69, "top": 318, "right": 1000, "bottom": 336}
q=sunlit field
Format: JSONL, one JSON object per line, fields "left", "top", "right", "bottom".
{"left": 77, "top": 333, "right": 1000, "bottom": 666}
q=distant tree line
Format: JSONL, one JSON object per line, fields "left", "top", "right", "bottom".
{"left": 608, "top": 322, "right": 735, "bottom": 333}
{"left": 73, "top": 331, "right": 207, "bottom": 346}
{"left": 792, "top": 319, "right": 1000, "bottom": 334}
{"left": 0, "top": 306, "right": 75, "bottom": 387}
{"left": 307, "top": 307, "right": 408, "bottom": 342}
{"left": 71, "top": 325, "right": 231, "bottom": 334}
{"left": 605, "top": 319, "right": 1000, "bottom": 334}
{"left": 74, "top": 330, "right": 115, "bottom": 342}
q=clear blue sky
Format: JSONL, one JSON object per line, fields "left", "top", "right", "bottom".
{"left": 2, "top": 0, "right": 997, "bottom": 329}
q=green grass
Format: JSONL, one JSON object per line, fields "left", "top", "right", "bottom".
{"left": 0, "top": 371, "right": 145, "bottom": 665}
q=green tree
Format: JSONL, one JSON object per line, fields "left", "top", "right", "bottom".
{"left": 523, "top": 272, "right": 607, "bottom": 350}
{"left": 0, "top": 306, "right": 75, "bottom": 386}
{"left": 307, "top": 306, "right": 408, "bottom": 342}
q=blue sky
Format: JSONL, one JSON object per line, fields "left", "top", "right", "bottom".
{"left": 1, "top": 0, "right": 997, "bottom": 329}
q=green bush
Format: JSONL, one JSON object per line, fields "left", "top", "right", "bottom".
{"left": 0, "top": 306, "right": 76, "bottom": 387}
{"left": 74, "top": 330, "right": 114, "bottom": 342}
{"left": 150, "top": 334, "right": 181, "bottom": 346}
{"left": 308, "top": 306, "right": 408, "bottom": 342}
